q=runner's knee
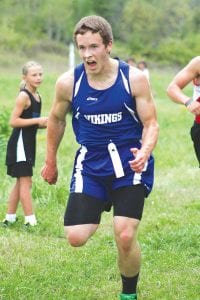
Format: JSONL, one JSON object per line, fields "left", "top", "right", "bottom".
{"left": 65, "top": 227, "right": 88, "bottom": 247}
{"left": 64, "top": 224, "right": 97, "bottom": 247}
{"left": 114, "top": 218, "right": 139, "bottom": 251}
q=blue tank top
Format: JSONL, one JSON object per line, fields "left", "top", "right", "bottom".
{"left": 72, "top": 60, "right": 143, "bottom": 148}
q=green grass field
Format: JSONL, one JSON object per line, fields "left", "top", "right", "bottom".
{"left": 0, "top": 68, "right": 199, "bottom": 300}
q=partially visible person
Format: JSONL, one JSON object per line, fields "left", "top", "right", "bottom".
{"left": 167, "top": 56, "right": 200, "bottom": 166}
{"left": 137, "top": 60, "right": 150, "bottom": 80}
{"left": 41, "top": 15, "right": 159, "bottom": 300}
{"left": 1, "top": 61, "right": 48, "bottom": 227}
{"left": 126, "top": 57, "right": 136, "bottom": 67}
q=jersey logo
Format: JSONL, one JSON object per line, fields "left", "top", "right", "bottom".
{"left": 86, "top": 97, "right": 98, "bottom": 101}
{"left": 84, "top": 112, "right": 122, "bottom": 124}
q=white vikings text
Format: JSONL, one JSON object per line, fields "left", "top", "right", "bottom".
{"left": 84, "top": 112, "right": 122, "bottom": 124}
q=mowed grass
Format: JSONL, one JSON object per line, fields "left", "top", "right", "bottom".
{"left": 0, "top": 67, "right": 200, "bottom": 300}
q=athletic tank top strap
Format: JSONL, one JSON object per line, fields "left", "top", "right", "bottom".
{"left": 20, "top": 89, "right": 41, "bottom": 119}
{"left": 73, "top": 60, "right": 131, "bottom": 98}
{"left": 74, "top": 63, "right": 84, "bottom": 79}
{"left": 20, "top": 88, "right": 41, "bottom": 104}
{"left": 118, "top": 60, "right": 132, "bottom": 95}
{"left": 118, "top": 60, "right": 129, "bottom": 77}
{"left": 73, "top": 64, "right": 85, "bottom": 98}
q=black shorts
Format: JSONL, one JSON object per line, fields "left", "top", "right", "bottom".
{"left": 190, "top": 121, "right": 200, "bottom": 166}
{"left": 64, "top": 184, "right": 145, "bottom": 226}
{"left": 7, "top": 162, "right": 33, "bottom": 178}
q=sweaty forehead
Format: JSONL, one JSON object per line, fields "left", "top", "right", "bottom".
{"left": 76, "top": 31, "right": 103, "bottom": 45}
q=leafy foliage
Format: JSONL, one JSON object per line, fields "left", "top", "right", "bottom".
{"left": 0, "top": 110, "right": 10, "bottom": 136}
{"left": 0, "top": 110, "right": 10, "bottom": 159}
{"left": 0, "top": 0, "right": 199, "bottom": 65}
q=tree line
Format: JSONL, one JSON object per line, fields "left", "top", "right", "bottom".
{"left": 0, "top": 0, "right": 199, "bottom": 65}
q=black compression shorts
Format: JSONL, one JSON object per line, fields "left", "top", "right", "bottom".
{"left": 64, "top": 184, "right": 145, "bottom": 226}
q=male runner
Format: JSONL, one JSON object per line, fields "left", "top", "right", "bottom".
{"left": 41, "top": 15, "right": 159, "bottom": 300}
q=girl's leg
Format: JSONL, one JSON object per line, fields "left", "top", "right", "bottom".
{"left": 19, "top": 176, "right": 33, "bottom": 215}
{"left": 19, "top": 176, "right": 37, "bottom": 225}
{"left": 7, "top": 178, "right": 20, "bottom": 214}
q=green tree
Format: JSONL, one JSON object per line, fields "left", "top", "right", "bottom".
{"left": 0, "top": 0, "right": 199, "bottom": 64}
